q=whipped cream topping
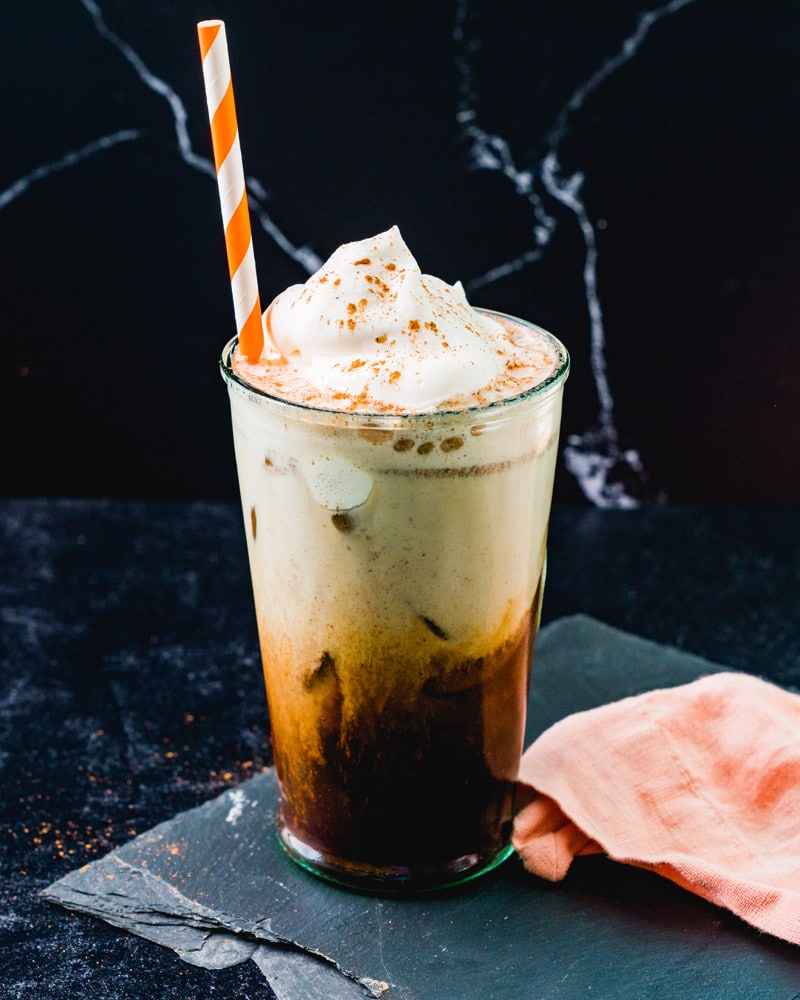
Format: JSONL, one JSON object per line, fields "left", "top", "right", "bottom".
{"left": 233, "top": 227, "right": 559, "bottom": 414}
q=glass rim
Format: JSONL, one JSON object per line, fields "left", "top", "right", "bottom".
{"left": 219, "top": 308, "right": 569, "bottom": 426}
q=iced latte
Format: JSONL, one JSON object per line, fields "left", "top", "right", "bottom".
{"left": 220, "top": 228, "right": 569, "bottom": 892}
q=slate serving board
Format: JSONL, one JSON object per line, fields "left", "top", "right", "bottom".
{"left": 43, "top": 615, "right": 800, "bottom": 999}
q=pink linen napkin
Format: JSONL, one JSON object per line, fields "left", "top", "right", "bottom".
{"left": 512, "top": 671, "right": 800, "bottom": 945}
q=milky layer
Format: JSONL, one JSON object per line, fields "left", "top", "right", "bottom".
{"left": 225, "top": 373, "right": 563, "bottom": 707}
{"left": 231, "top": 226, "right": 561, "bottom": 414}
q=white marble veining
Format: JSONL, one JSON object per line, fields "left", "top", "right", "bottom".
{"left": 0, "top": 129, "right": 142, "bottom": 210}
{"left": 454, "top": 0, "right": 697, "bottom": 506}
{"left": 78, "top": 0, "right": 324, "bottom": 275}
{"left": 0, "top": 0, "right": 321, "bottom": 273}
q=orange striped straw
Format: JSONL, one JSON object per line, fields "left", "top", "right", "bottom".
{"left": 197, "top": 19, "right": 264, "bottom": 361}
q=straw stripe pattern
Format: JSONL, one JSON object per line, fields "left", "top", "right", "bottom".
{"left": 197, "top": 19, "right": 264, "bottom": 360}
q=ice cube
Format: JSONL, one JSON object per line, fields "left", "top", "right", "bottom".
{"left": 301, "top": 456, "right": 373, "bottom": 511}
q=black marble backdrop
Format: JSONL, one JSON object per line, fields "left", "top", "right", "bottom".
{"left": 3, "top": 0, "right": 798, "bottom": 506}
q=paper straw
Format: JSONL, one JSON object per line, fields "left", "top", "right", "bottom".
{"left": 197, "top": 19, "right": 264, "bottom": 360}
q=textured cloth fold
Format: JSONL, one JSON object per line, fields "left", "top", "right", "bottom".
{"left": 512, "top": 672, "right": 800, "bottom": 945}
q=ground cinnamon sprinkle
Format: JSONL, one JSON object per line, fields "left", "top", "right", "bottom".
{"left": 347, "top": 388, "right": 371, "bottom": 410}
{"left": 365, "top": 275, "right": 391, "bottom": 294}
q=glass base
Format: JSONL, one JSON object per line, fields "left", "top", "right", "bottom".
{"left": 277, "top": 819, "right": 514, "bottom": 896}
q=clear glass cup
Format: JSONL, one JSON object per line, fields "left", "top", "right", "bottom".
{"left": 220, "top": 310, "right": 569, "bottom": 894}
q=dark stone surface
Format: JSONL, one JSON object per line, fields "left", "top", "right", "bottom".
{"left": 40, "top": 616, "right": 800, "bottom": 998}
{"left": 2, "top": 499, "right": 799, "bottom": 997}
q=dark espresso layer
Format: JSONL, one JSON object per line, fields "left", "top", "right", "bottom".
{"left": 266, "top": 598, "right": 537, "bottom": 872}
